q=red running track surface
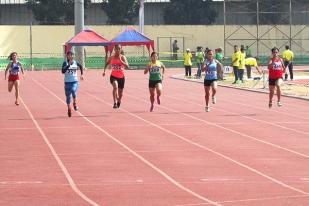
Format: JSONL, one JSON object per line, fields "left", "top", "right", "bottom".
{"left": 0, "top": 69, "right": 309, "bottom": 206}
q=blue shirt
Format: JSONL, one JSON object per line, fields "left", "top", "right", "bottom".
{"left": 204, "top": 59, "right": 217, "bottom": 80}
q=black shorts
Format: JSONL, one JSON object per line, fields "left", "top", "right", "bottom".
{"left": 269, "top": 78, "right": 281, "bottom": 86}
{"left": 204, "top": 79, "right": 217, "bottom": 86}
{"left": 149, "top": 80, "right": 162, "bottom": 88}
{"left": 110, "top": 76, "right": 125, "bottom": 89}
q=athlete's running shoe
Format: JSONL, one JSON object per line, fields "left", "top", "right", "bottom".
{"left": 117, "top": 101, "right": 121, "bottom": 108}
{"left": 150, "top": 104, "right": 154, "bottom": 112}
{"left": 205, "top": 106, "right": 210, "bottom": 112}
{"left": 73, "top": 103, "right": 78, "bottom": 111}
{"left": 113, "top": 103, "right": 118, "bottom": 109}
{"left": 212, "top": 96, "right": 216, "bottom": 104}
{"left": 157, "top": 96, "right": 161, "bottom": 105}
{"left": 277, "top": 101, "right": 282, "bottom": 107}
{"left": 268, "top": 101, "right": 272, "bottom": 108}
{"left": 68, "top": 108, "right": 72, "bottom": 117}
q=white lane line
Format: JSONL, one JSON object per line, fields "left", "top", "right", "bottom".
{"left": 128, "top": 90, "right": 309, "bottom": 160}
{"left": 169, "top": 93, "right": 309, "bottom": 137}
{"left": 175, "top": 194, "right": 309, "bottom": 206}
{"left": 84, "top": 91, "right": 309, "bottom": 196}
{"left": 31, "top": 78, "right": 222, "bottom": 206}
{"left": 19, "top": 97, "right": 100, "bottom": 206}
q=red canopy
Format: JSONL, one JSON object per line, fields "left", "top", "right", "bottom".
{"left": 64, "top": 29, "right": 110, "bottom": 54}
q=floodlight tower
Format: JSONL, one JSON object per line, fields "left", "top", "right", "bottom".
{"left": 75, "top": 0, "right": 85, "bottom": 67}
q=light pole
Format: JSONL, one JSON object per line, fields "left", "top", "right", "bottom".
{"left": 74, "top": 0, "right": 85, "bottom": 67}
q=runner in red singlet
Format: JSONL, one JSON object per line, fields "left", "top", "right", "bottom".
{"left": 267, "top": 47, "right": 285, "bottom": 108}
{"left": 103, "top": 44, "right": 129, "bottom": 108}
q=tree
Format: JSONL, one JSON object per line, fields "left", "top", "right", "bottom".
{"left": 26, "top": 0, "right": 90, "bottom": 25}
{"left": 163, "top": 0, "right": 217, "bottom": 25}
{"left": 101, "top": 0, "right": 139, "bottom": 25}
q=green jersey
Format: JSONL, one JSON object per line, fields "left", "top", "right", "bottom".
{"left": 148, "top": 60, "right": 164, "bottom": 81}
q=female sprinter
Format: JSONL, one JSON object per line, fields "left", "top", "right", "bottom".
{"left": 103, "top": 44, "right": 129, "bottom": 109}
{"left": 202, "top": 49, "right": 222, "bottom": 112}
{"left": 4, "top": 52, "right": 25, "bottom": 106}
{"left": 62, "top": 51, "right": 84, "bottom": 117}
{"left": 144, "top": 52, "right": 165, "bottom": 112}
{"left": 268, "top": 47, "right": 285, "bottom": 108}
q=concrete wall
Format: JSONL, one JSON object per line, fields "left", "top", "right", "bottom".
{"left": 0, "top": 25, "right": 308, "bottom": 58}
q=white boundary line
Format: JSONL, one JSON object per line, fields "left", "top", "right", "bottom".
{"left": 171, "top": 75, "right": 309, "bottom": 119}
{"left": 19, "top": 97, "right": 100, "bottom": 206}
{"left": 31, "top": 78, "right": 222, "bottom": 206}
{"left": 121, "top": 82, "right": 309, "bottom": 160}
{"left": 167, "top": 93, "right": 309, "bottom": 137}
{"left": 82, "top": 90, "right": 309, "bottom": 196}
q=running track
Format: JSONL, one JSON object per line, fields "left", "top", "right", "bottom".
{"left": 0, "top": 69, "right": 309, "bottom": 206}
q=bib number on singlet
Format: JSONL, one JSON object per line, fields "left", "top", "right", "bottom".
{"left": 150, "top": 66, "right": 160, "bottom": 73}
{"left": 272, "top": 62, "right": 282, "bottom": 70}
{"left": 67, "top": 69, "right": 76, "bottom": 75}
{"left": 112, "top": 64, "right": 122, "bottom": 70}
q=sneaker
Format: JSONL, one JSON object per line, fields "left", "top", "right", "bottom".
{"left": 268, "top": 102, "right": 272, "bottom": 108}
{"left": 277, "top": 102, "right": 282, "bottom": 107}
{"left": 113, "top": 103, "right": 118, "bottom": 109}
{"left": 73, "top": 103, "right": 78, "bottom": 111}
{"left": 150, "top": 104, "right": 154, "bottom": 112}
{"left": 68, "top": 108, "right": 72, "bottom": 117}
{"left": 117, "top": 101, "right": 121, "bottom": 108}
{"left": 212, "top": 96, "right": 216, "bottom": 104}
{"left": 15, "top": 101, "right": 19, "bottom": 106}
{"left": 157, "top": 96, "right": 161, "bottom": 105}
{"left": 205, "top": 106, "right": 210, "bottom": 112}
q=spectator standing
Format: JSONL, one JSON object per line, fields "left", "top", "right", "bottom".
{"left": 183, "top": 48, "right": 193, "bottom": 77}
{"left": 282, "top": 45, "right": 294, "bottom": 81}
{"left": 238, "top": 47, "right": 246, "bottom": 82}
{"left": 231, "top": 45, "right": 241, "bottom": 84}
{"left": 215, "top": 47, "right": 224, "bottom": 80}
{"left": 172, "top": 40, "right": 179, "bottom": 60}
{"left": 245, "top": 45, "right": 252, "bottom": 57}
{"left": 196, "top": 47, "right": 204, "bottom": 78}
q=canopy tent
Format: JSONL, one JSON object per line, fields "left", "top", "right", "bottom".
{"left": 108, "top": 26, "right": 154, "bottom": 53}
{"left": 64, "top": 29, "right": 110, "bottom": 54}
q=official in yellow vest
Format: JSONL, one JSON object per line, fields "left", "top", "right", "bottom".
{"left": 282, "top": 45, "right": 294, "bottom": 81}
{"left": 245, "top": 57, "right": 262, "bottom": 78}
{"left": 184, "top": 48, "right": 193, "bottom": 77}
{"left": 230, "top": 45, "right": 240, "bottom": 84}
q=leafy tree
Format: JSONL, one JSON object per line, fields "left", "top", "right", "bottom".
{"left": 26, "top": 0, "right": 90, "bottom": 25}
{"left": 163, "top": 0, "right": 217, "bottom": 25}
{"left": 101, "top": 0, "right": 139, "bottom": 25}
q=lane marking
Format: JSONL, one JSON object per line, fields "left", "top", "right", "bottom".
{"left": 19, "top": 97, "right": 100, "bottom": 206}
{"left": 84, "top": 90, "right": 309, "bottom": 195}
{"left": 31, "top": 78, "right": 222, "bottom": 206}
